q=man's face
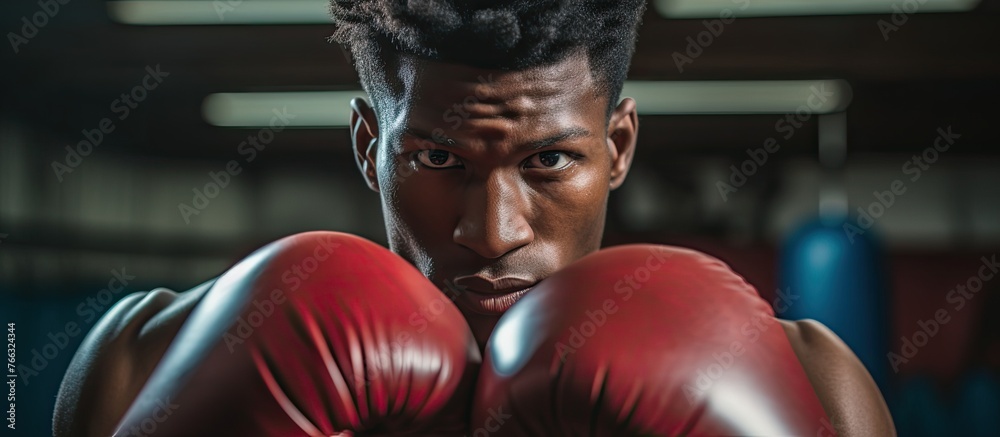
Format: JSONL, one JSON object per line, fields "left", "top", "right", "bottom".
{"left": 351, "top": 53, "right": 637, "bottom": 343}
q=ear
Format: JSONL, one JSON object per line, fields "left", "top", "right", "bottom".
{"left": 606, "top": 97, "right": 638, "bottom": 190}
{"left": 350, "top": 97, "right": 380, "bottom": 193}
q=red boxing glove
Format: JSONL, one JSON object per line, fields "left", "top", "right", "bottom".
{"left": 472, "top": 245, "right": 832, "bottom": 436}
{"left": 115, "top": 232, "right": 480, "bottom": 436}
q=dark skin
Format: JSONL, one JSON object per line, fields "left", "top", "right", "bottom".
{"left": 350, "top": 53, "right": 895, "bottom": 436}
{"left": 53, "top": 52, "right": 895, "bottom": 437}
{"left": 350, "top": 53, "right": 635, "bottom": 346}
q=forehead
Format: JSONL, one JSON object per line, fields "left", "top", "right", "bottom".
{"left": 393, "top": 53, "right": 605, "bottom": 136}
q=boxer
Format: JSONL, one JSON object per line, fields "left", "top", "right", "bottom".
{"left": 55, "top": 1, "right": 895, "bottom": 435}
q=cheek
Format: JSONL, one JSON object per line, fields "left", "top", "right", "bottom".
{"left": 376, "top": 149, "right": 426, "bottom": 249}
{"left": 395, "top": 181, "right": 455, "bottom": 236}
{"left": 380, "top": 157, "right": 459, "bottom": 253}
{"left": 530, "top": 165, "right": 610, "bottom": 247}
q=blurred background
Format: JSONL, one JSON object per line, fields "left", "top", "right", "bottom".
{"left": 1, "top": 0, "right": 998, "bottom": 435}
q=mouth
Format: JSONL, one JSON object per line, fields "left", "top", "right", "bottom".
{"left": 449, "top": 275, "right": 539, "bottom": 315}
{"left": 455, "top": 286, "right": 535, "bottom": 315}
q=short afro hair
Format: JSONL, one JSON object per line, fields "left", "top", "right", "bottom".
{"left": 329, "top": 0, "right": 646, "bottom": 119}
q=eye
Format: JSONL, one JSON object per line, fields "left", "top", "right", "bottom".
{"left": 416, "top": 150, "right": 463, "bottom": 169}
{"left": 525, "top": 151, "right": 573, "bottom": 170}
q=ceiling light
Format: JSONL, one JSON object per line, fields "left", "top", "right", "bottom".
{"left": 655, "top": 0, "right": 980, "bottom": 19}
{"left": 202, "top": 80, "right": 852, "bottom": 128}
{"left": 107, "top": 0, "right": 331, "bottom": 25}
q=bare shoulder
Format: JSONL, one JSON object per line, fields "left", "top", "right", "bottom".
{"left": 53, "top": 280, "right": 214, "bottom": 437}
{"left": 780, "top": 319, "right": 896, "bottom": 437}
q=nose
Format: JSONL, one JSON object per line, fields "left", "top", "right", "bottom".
{"left": 453, "top": 170, "right": 534, "bottom": 259}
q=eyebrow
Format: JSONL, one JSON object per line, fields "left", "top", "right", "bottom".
{"left": 526, "top": 127, "right": 591, "bottom": 150}
{"left": 404, "top": 127, "right": 591, "bottom": 151}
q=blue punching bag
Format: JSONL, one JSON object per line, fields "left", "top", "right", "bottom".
{"left": 894, "top": 377, "right": 950, "bottom": 437}
{"left": 779, "top": 218, "right": 890, "bottom": 396}
{"left": 955, "top": 370, "right": 1000, "bottom": 436}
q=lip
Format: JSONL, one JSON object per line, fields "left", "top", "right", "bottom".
{"left": 450, "top": 275, "right": 539, "bottom": 315}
